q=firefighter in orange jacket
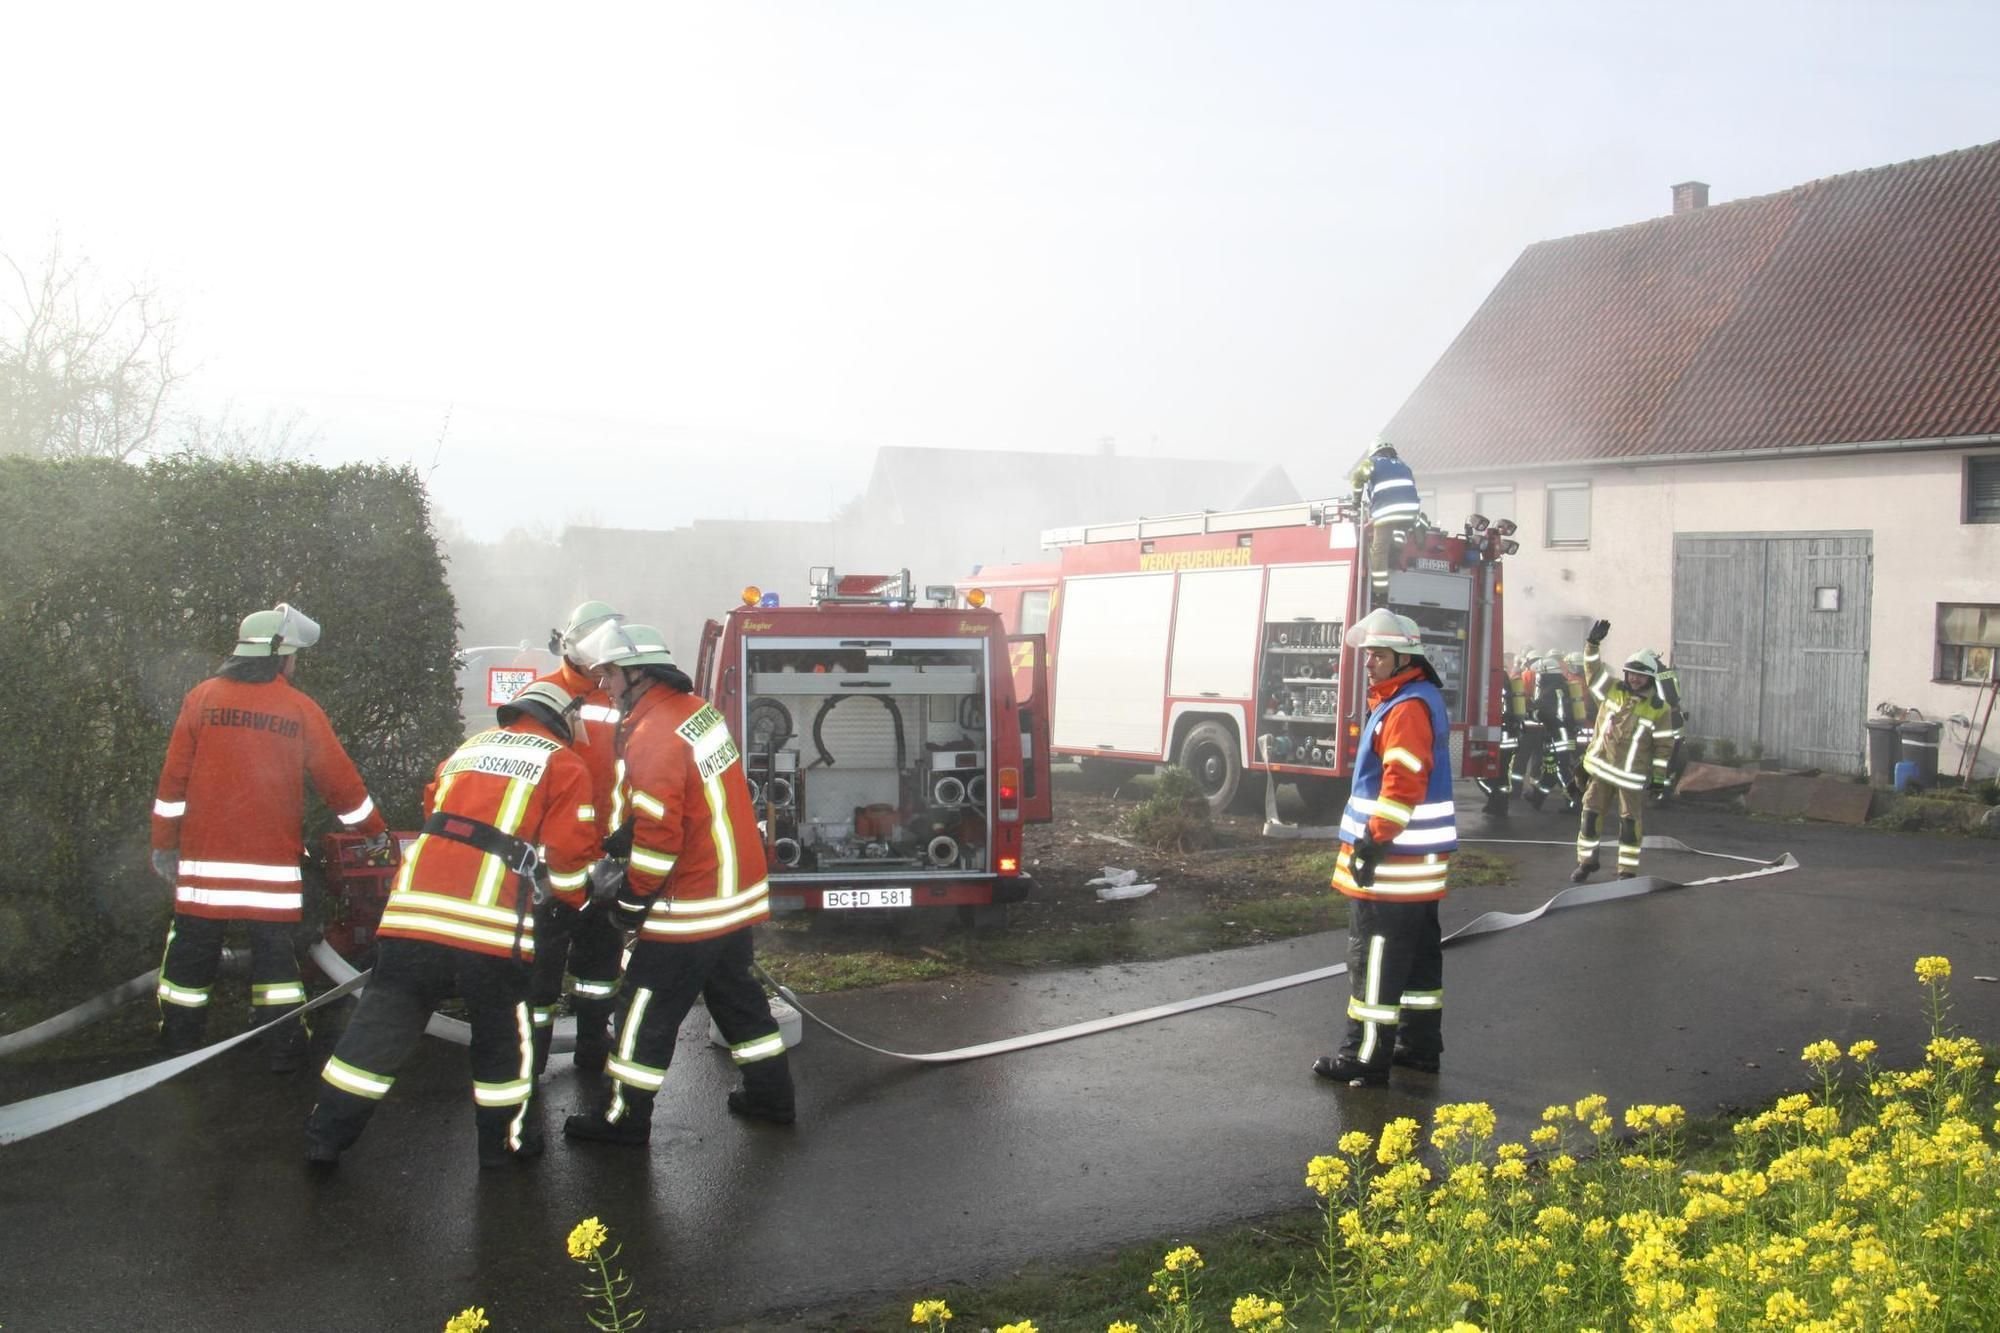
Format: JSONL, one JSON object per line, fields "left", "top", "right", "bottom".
{"left": 563, "top": 622, "right": 795, "bottom": 1147}
{"left": 150, "top": 604, "right": 388, "bottom": 1070}
{"left": 305, "top": 681, "right": 599, "bottom": 1169}
{"left": 527, "top": 599, "right": 627, "bottom": 1077}
{"left": 1314, "top": 609, "right": 1456, "bottom": 1088}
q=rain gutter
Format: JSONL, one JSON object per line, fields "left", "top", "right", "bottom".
{"left": 1424, "top": 432, "right": 2000, "bottom": 478}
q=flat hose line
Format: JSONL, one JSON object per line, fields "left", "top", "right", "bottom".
{"left": 0, "top": 836, "right": 1795, "bottom": 1142}
{"left": 754, "top": 835, "right": 1799, "bottom": 1065}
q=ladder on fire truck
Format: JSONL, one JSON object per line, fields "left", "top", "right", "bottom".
{"left": 1040, "top": 497, "right": 1360, "bottom": 548}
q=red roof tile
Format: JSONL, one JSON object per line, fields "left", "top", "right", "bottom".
{"left": 1383, "top": 141, "right": 2000, "bottom": 472}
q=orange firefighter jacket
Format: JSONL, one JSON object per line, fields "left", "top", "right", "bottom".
{"left": 613, "top": 682, "right": 770, "bottom": 942}
{"left": 1331, "top": 664, "right": 1452, "bottom": 902}
{"left": 534, "top": 660, "right": 620, "bottom": 839}
{"left": 152, "top": 674, "right": 386, "bottom": 923}
{"left": 378, "top": 715, "right": 598, "bottom": 961}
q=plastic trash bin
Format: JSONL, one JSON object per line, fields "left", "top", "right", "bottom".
{"left": 1865, "top": 717, "right": 1901, "bottom": 786}
{"left": 1898, "top": 719, "right": 1942, "bottom": 789}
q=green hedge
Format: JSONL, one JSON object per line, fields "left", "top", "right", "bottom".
{"left": 0, "top": 457, "right": 464, "bottom": 996}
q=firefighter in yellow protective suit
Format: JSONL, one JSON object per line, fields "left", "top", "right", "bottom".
{"left": 1570, "top": 620, "right": 1674, "bottom": 882}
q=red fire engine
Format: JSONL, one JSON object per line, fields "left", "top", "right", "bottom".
{"left": 695, "top": 567, "right": 1054, "bottom": 915}
{"left": 961, "top": 499, "right": 1509, "bottom": 819}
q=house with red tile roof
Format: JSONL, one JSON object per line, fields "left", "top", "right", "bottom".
{"left": 1383, "top": 142, "right": 2000, "bottom": 779}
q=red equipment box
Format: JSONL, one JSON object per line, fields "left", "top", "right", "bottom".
{"left": 318, "top": 830, "right": 410, "bottom": 962}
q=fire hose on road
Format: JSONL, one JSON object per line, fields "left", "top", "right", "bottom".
{"left": 0, "top": 835, "right": 1797, "bottom": 1144}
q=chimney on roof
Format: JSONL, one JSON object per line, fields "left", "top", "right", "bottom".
{"left": 1672, "top": 180, "right": 1710, "bottom": 215}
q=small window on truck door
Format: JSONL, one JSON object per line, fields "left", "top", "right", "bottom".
{"left": 1020, "top": 590, "right": 1052, "bottom": 636}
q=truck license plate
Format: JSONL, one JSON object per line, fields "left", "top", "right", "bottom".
{"left": 822, "top": 887, "right": 912, "bottom": 909}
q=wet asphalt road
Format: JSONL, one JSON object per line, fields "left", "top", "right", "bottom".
{"left": 3, "top": 797, "right": 1999, "bottom": 1332}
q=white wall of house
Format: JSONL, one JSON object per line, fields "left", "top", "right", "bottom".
{"left": 1431, "top": 448, "right": 2000, "bottom": 778}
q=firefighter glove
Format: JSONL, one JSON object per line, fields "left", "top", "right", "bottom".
{"left": 1347, "top": 832, "right": 1383, "bottom": 889}
{"left": 1587, "top": 619, "right": 1612, "bottom": 646}
{"left": 358, "top": 831, "right": 395, "bottom": 865}
{"left": 150, "top": 849, "right": 179, "bottom": 884}
{"left": 613, "top": 886, "right": 651, "bottom": 933}
{"left": 586, "top": 857, "right": 626, "bottom": 905}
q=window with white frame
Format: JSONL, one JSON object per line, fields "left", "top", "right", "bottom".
{"left": 1417, "top": 488, "right": 1437, "bottom": 519}
{"left": 1473, "top": 486, "right": 1515, "bottom": 524}
{"left": 1545, "top": 481, "right": 1591, "bottom": 547}
{"left": 1019, "top": 589, "right": 1052, "bottom": 637}
{"left": 1936, "top": 604, "right": 2000, "bottom": 684}
{"left": 1967, "top": 455, "right": 2000, "bottom": 524}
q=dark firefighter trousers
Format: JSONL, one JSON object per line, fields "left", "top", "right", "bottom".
{"left": 157, "top": 913, "right": 307, "bottom": 1057}
{"left": 307, "top": 939, "right": 537, "bottom": 1157}
{"left": 528, "top": 902, "right": 625, "bottom": 1073}
{"left": 1366, "top": 520, "right": 1412, "bottom": 606}
{"left": 1514, "top": 721, "right": 1581, "bottom": 801}
{"left": 1338, "top": 897, "right": 1443, "bottom": 1073}
{"left": 601, "top": 925, "right": 792, "bottom": 1126}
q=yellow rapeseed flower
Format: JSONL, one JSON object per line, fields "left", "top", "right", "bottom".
{"left": 910, "top": 1298, "right": 953, "bottom": 1325}
{"left": 1229, "top": 1293, "right": 1285, "bottom": 1330}
{"left": 1377, "top": 1117, "right": 1420, "bottom": 1164}
{"left": 1306, "top": 1154, "right": 1352, "bottom": 1197}
{"left": 1914, "top": 955, "right": 1951, "bottom": 984}
{"left": 1542, "top": 1102, "right": 1573, "bottom": 1122}
{"left": 1588, "top": 1115, "right": 1613, "bottom": 1137}
{"left": 443, "top": 1309, "right": 490, "bottom": 1333}
{"left": 1161, "top": 1245, "right": 1203, "bottom": 1273}
{"left": 1847, "top": 1039, "right": 1877, "bottom": 1061}
{"left": 1108, "top": 1324, "right": 1139, "bottom": 1333}
{"left": 1531, "top": 1125, "right": 1560, "bottom": 1147}
{"left": 1801, "top": 1039, "right": 1841, "bottom": 1066}
{"left": 566, "top": 1217, "right": 609, "bottom": 1261}
{"left": 1338, "top": 1129, "right": 1373, "bottom": 1156}
{"left": 1574, "top": 1093, "right": 1608, "bottom": 1121}
{"left": 996, "top": 1322, "right": 1039, "bottom": 1333}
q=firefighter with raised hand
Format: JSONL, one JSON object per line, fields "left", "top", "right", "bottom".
{"left": 1570, "top": 620, "right": 1674, "bottom": 883}
{"left": 151, "top": 603, "right": 389, "bottom": 1072}
{"left": 528, "top": 599, "right": 628, "bottom": 1077}
{"left": 1347, "top": 439, "right": 1422, "bottom": 609}
{"left": 305, "top": 681, "right": 598, "bottom": 1170}
{"left": 563, "top": 622, "right": 795, "bottom": 1148}
{"left": 1314, "top": 609, "right": 1456, "bottom": 1088}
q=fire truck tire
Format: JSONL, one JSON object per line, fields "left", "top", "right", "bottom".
{"left": 1177, "top": 720, "right": 1244, "bottom": 815}
{"left": 1293, "top": 776, "right": 1348, "bottom": 823}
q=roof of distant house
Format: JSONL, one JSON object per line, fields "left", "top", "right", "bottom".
{"left": 1382, "top": 140, "right": 2000, "bottom": 473}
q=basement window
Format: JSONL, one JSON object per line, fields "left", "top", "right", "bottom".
{"left": 1935, "top": 603, "right": 2000, "bottom": 684}
{"left": 1967, "top": 455, "right": 2000, "bottom": 524}
{"left": 1545, "top": 481, "right": 1591, "bottom": 548}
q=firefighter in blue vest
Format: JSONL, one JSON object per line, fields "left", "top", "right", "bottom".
{"left": 1570, "top": 619, "right": 1676, "bottom": 882}
{"left": 1314, "top": 608, "right": 1456, "bottom": 1087}
{"left": 1347, "top": 440, "right": 1422, "bottom": 609}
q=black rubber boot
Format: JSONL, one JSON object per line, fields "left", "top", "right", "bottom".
{"left": 479, "top": 1119, "right": 547, "bottom": 1168}
{"left": 303, "top": 1104, "right": 362, "bottom": 1173}
{"left": 158, "top": 1007, "right": 207, "bottom": 1055}
{"left": 1312, "top": 1054, "right": 1389, "bottom": 1088}
{"left": 266, "top": 1006, "right": 309, "bottom": 1073}
{"left": 564, "top": 1095, "right": 653, "bottom": 1147}
{"left": 1524, "top": 786, "right": 1546, "bottom": 811}
{"left": 1391, "top": 1047, "right": 1441, "bottom": 1074}
{"left": 1480, "top": 787, "right": 1509, "bottom": 817}
{"left": 727, "top": 1056, "right": 796, "bottom": 1125}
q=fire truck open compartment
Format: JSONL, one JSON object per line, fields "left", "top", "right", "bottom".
{"left": 740, "top": 636, "right": 996, "bottom": 882}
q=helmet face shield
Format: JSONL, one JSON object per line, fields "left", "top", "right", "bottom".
{"left": 556, "top": 600, "right": 623, "bottom": 658}
{"left": 236, "top": 603, "right": 321, "bottom": 656}
{"left": 1343, "top": 608, "right": 1426, "bottom": 656}
{"left": 572, "top": 620, "right": 676, "bottom": 672}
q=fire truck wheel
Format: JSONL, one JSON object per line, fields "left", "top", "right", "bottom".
{"left": 1293, "top": 776, "right": 1348, "bottom": 823}
{"left": 1177, "top": 720, "right": 1244, "bottom": 815}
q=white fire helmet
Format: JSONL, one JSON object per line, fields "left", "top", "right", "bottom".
{"left": 235, "top": 603, "right": 321, "bottom": 657}
{"left": 572, "top": 620, "right": 676, "bottom": 671}
{"left": 1343, "top": 608, "right": 1426, "bottom": 656}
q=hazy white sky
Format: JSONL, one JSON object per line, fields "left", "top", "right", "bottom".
{"left": 5, "top": 1, "right": 1996, "bottom": 537}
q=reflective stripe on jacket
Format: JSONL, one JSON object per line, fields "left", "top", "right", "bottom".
{"left": 616, "top": 685, "right": 771, "bottom": 942}
{"left": 1334, "top": 665, "right": 1456, "bottom": 902}
{"left": 1364, "top": 455, "right": 1421, "bottom": 524}
{"left": 380, "top": 717, "right": 598, "bottom": 960}
{"left": 152, "top": 674, "right": 385, "bottom": 923}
